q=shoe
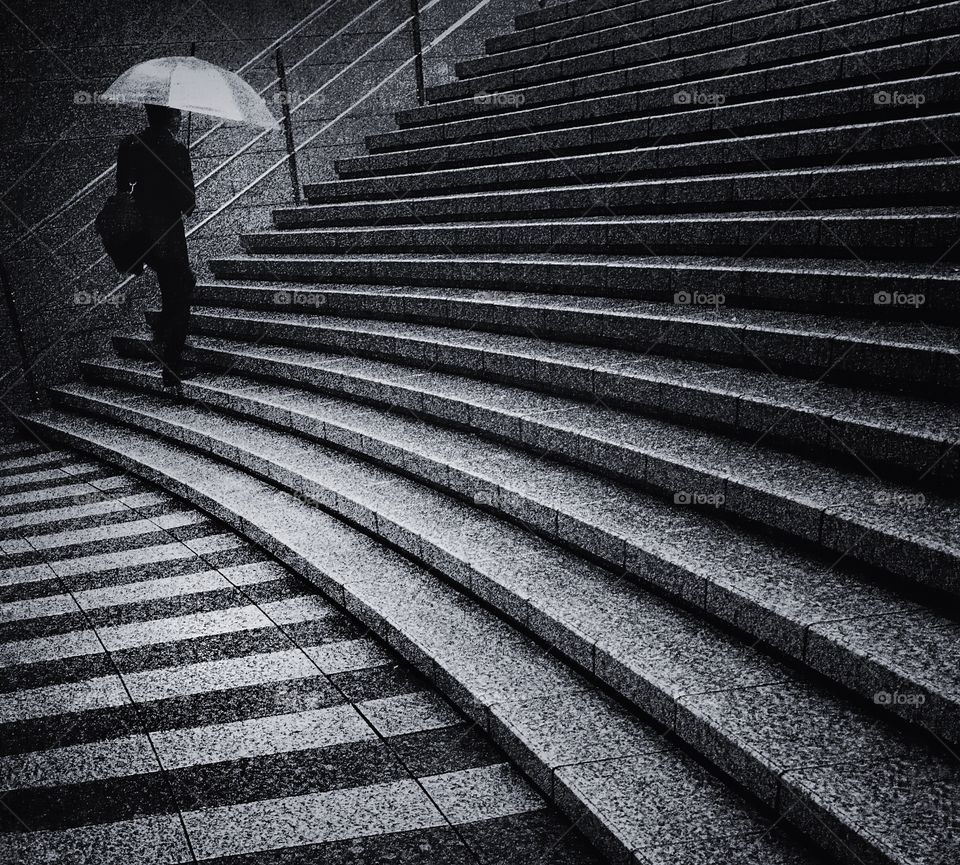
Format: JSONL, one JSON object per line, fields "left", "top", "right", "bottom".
{"left": 161, "top": 369, "right": 181, "bottom": 388}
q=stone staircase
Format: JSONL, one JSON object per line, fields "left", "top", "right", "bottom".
{"left": 18, "top": 0, "right": 960, "bottom": 862}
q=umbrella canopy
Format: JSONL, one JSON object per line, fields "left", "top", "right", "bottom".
{"left": 101, "top": 56, "right": 278, "bottom": 130}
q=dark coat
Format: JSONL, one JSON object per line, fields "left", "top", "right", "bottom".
{"left": 116, "top": 126, "right": 195, "bottom": 263}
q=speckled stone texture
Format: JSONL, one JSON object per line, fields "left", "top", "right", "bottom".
{"left": 0, "top": 441, "right": 600, "bottom": 864}
{"left": 8, "top": 0, "right": 960, "bottom": 862}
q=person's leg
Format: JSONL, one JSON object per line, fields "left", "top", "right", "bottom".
{"left": 162, "top": 261, "right": 194, "bottom": 376}
{"left": 156, "top": 259, "right": 194, "bottom": 385}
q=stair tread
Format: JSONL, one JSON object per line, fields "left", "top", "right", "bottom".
{"left": 87, "top": 351, "right": 960, "bottom": 729}
{"left": 499, "top": 0, "right": 894, "bottom": 52}
{"left": 37, "top": 385, "right": 960, "bottom": 865}
{"left": 309, "top": 112, "right": 960, "bottom": 191}
{"left": 254, "top": 208, "right": 960, "bottom": 229}
{"left": 461, "top": 0, "right": 950, "bottom": 78}
{"left": 386, "top": 59, "right": 956, "bottom": 152}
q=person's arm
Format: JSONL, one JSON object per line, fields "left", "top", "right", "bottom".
{"left": 115, "top": 135, "right": 136, "bottom": 194}
{"left": 173, "top": 141, "right": 196, "bottom": 217}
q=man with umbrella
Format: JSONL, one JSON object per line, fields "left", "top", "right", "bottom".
{"left": 100, "top": 56, "right": 278, "bottom": 388}
{"left": 116, "top": 103, "right": 196, "bottom": 387}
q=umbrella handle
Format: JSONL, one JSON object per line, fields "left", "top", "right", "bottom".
{"left": 185, "top": 41, "right": 196, "bottom": 149}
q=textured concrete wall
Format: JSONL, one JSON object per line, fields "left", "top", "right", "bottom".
{"left": 0, "top": 0, "right": 536, "bottom": 435}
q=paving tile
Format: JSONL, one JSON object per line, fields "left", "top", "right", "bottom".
{"left": 167, "top": 737, "right": 408, "bottom": 812}
{"left": 359, "top": 690, "right": 461, "bottom": 739}
{"left": 0, "top": 813, "right": 191, "bottom": 864}
{"left": 183, "top": 777, "right": 446, "bottom": 860}
{"left": 0, "top": 772, "right": 177, "bottom": 833}
{"left": 0, "top": 673, "right": 130, "bottom": 723}
{"left": 0, "top": 733, "right": 157, "bottom": 790}
{"left": 152, "top": 703, "right": 375, "bottom": 770}
{"left": 420, "top": 762, "right": 546, "bottom": 826}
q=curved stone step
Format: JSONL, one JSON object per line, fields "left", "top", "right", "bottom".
{"left": 35, "top": 387, "right": 960, "bottom": 865}
{"left": 188, "top": 283, "right": 960, "bottom": 484}
{"left": 400, "top": 30, "right": 960, "bottom": 128}
{"left": 382, "top": 44, "right": 960, "bottom": 149}
{"left": 428, "top": 0, "right": 955, "bottom": 102}
{"left": 146, "top": 304, "right": 960, "bottom": 595}
{"left": 21, "top": 407, "right": 829, "bottom": 865}
{"left": 342, "top": 73, "right": 960, "bottom": 177}
{"left": 85, "top": 350, "right": 960, "bottom": 741}
{"left": 281, "top": 160, "right": 960, "bottom": 227}
{"left": 320, "top": 114, "right": 960, "bottom": 194}
{"left": 190, "top": 285, "right": 960, "bottom": 396}
{"left": 239, "top": 210, "right": 960, "bottom": 263}
{"left": 458, "top": 0, "right": 945, "bottom": 80}
{"left": 209, "top": 251, "right": 960, "bottom": 321}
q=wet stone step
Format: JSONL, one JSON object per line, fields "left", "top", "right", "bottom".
{"left": 345, "top": 73, "right": 960, "bottom": 176}
{"left": 428, "top": 0, "right": 956, "bottom": 102}
{"left": 399, "top": 30, "right": 960, "bottom": 127}
{"left": 239, "top": 211, "right": 960, "bottom": 263}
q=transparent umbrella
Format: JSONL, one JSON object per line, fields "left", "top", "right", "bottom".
{"left": 100, "top": 56, "right": 278, "bottom": 130}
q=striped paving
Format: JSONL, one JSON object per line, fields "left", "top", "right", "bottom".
{"left": 0, "top": 440, "right": 601, "bottom": 863}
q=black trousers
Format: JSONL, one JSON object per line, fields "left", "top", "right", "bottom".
{"left": 145, "top": 217, "right": 195, "bottom": 374}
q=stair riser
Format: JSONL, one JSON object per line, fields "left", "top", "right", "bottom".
{"left": 384, "top": 40, "right": 953, "bottom": 147}
{"left": 280, "top": 162, "right": 960, "bottom": 227}
{"left": 343, "top": 74, "right": 960, "bottom": 177}
{"left": 429, "top": 1, "right": 955, "bottom": 101}
{"left": 90, "top": 350, "right": 957, "bottom": 741}
{"left": 152, "top": 310, "right": 960, "bottom": 597}
{"left": 41, "top": 386, "right": 922, "bottom": 865}
{"left": 241, "top": 217, "right": 960, "bottom": 263}
{"left": 180, "top": 291, "right": 960, "bottom": 485}
{"left": 208, "top": 256, "right": 959, "bottom": 324}
{"left": 459, "top": 0, "right": 940, "bottom": 80}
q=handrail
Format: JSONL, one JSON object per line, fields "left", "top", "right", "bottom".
{"left": 0, "top": 0, "right": 342, "bottom": 258}
{"left": 1, "top": 0, "right": 494, "bottom": 401}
